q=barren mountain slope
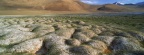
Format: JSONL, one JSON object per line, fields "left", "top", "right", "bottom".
{"left": 44, "top": 0, "right": 84, "bottom": 11}
{"left": 1, "top": 0, "right": 87, "bottom": 11}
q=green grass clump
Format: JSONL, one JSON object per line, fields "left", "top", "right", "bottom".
{"left": 53, "top": 14, "right": 144, "bottom": 32}
{"left": 0, "top": 52, "right": 33, "bottom": 55}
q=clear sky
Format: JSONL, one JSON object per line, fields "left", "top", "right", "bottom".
{"left": 81, "top": 0, "right": 144, "bottom": 4}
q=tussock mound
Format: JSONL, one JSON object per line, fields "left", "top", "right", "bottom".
{"left": 0, "top": 16, "right": 144, "bottom": 55}
{"left": 98, "top": 4, "right": 129, "bottom": 12}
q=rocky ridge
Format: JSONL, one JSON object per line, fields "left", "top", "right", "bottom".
{"left": 0, "top": 17, "right": 144, "bottom": 55}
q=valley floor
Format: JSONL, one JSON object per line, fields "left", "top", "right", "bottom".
{"left": 0, "top": 14, "right": 144, "bottom": 55}
{"left": 0, "top": 9, "right": 90, "bottom": 15}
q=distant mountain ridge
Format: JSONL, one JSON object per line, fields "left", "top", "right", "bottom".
{"left": 136, "top": 1, "right": 144, "bottom": 7}
{"left": 136, "top": 2, "right": 144, "bottom": 5}
{"left": 98, "top": 4, "right": 130, "bottom": 12}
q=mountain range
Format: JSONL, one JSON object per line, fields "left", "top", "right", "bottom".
{"left": 136, "top": 2, "right": 144, "bottom": 7}
{"left": 0, "top": 0, "right": 144, "bottom": 14}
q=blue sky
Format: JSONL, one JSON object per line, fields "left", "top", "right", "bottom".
{"left": 81, "top": 0, "right": 144, "bottom": 4}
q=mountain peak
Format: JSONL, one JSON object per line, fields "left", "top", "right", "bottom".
{"left": 113, "top": 2, "right": 124, "bottom": 5}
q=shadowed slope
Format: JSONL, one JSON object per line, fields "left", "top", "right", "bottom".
{"left": 98, "top": 4, "right": 130, "bottom": 12}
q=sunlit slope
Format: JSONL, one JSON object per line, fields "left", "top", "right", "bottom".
{"left": 1, "top": 0, "right": 87, "bottom": 11}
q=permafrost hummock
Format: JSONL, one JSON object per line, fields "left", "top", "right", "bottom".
{"left": 0, "top": 17, "right": 144, "bottom": 55}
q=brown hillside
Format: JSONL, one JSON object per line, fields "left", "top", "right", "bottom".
{"left": 1, "top": 0, "right": 88, "bottom": 11}
{"left": 98, "top": 4, "right": 130, "bottom": 12}
{"left": 44, "top": 0, "right": 84, "bottom": 11}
